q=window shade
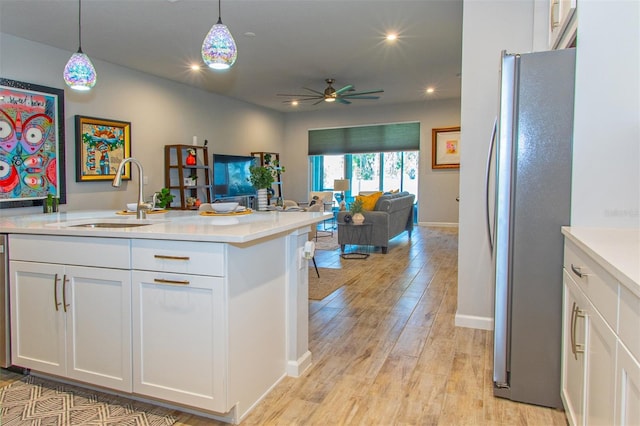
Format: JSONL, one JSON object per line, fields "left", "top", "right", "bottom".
{"left": 308, "top": 122, "right": 420, "bottom": 155}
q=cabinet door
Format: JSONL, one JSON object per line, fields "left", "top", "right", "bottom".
{"left": 616, "top": 342, "right": 640, "bottom": 425}
{"left": 562, "top": 271, "right": 587, "bottom": 426}
{"left": 549, "top": 0, "right": 577, "bottom": 48}
{"left": 10, "top": 261, "right": 66, "bottom": 376}
{"left": 132, "top": 271, "right": 227, "bottom": 412}
{"left": 585, "top": 300, "right": 617, "bottom": 426}
{"left": 65, "top": 266, "right": 132, "bottom": 392}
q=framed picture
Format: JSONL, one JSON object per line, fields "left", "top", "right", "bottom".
{"left": 0, "top": 78, "right": 66, "bottom": 208}
{"left": 432, "top": 126, "right": 461, "bottom": 169}
{"left": 75, "top": 115, "right": 131, "bottom": 182}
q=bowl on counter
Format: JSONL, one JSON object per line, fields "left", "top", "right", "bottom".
{"left": 203, "top": 202, "right": 239, "bottom": 213}
{"left": 126, "top": 203, "right": 137, "bottom": 212}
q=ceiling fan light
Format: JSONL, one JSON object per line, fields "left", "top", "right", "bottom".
{"left": 324, "top": 97, "right": 336, "bottom": 103}
{"left": 201, "top": 17, "right": 237, "bottom": 69}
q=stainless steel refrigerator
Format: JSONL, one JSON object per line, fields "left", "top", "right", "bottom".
{"left": 485, "top": 48, "right": 575, "bottom": 408}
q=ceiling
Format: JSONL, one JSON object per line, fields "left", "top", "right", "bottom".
{"left": 0, "top": 0, "right": 463, "bottom": 113}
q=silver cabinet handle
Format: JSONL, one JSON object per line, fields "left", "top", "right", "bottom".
{"left": 570, "top": 302, "right": 585, "bottom": 359}
{"left": 153, "top": 278, "right": 190, "bottom": 286}
{"left": 53, "top": 273, "right": 61, "bottom": 311}
{"left": 154, "top": 254, "right": 190, "bottom": 261}
{"left": 571, "top": 263, "right": 589, "bottom": 278}
{"left": 62, "top": 275, "right": 70, "bottom": 312}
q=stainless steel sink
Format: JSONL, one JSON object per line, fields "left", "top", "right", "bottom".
{"left": 69, "top": 222, "right": 152, "bottom": 228}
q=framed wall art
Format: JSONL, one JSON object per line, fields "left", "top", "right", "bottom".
{"left": 75, "top": 115, "right": 131, "bottom": 182}
{"left": 0, "top": 78, "right": 66, "bottom": 208}
{"left": 432, "top": 126, "right": 461, "bottom": 169}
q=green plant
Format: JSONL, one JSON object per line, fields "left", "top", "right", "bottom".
{"left": 349, "top": 198, "right": 364, "bottom": 214}
{"left": 154, "top": 188, "right": 174, "bottom": 208}
{"left": 249, "top": 161, "right": 285, "bottom": 190}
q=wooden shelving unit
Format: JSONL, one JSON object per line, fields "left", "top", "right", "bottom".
{"left": 251, "top": 151, "right": 283, "bottom": 203}
{"left": 165, "top": 145, "right": 212, "bottom": 209}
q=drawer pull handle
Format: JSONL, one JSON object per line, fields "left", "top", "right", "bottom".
{"left": 570, "top": 264, "right": 589, "bottom": 278}
{"left": 154, "top": 254, "right": 190, "bottom": 261}
{"left": 153, "top": 278, "right": 190, "bottom": 286}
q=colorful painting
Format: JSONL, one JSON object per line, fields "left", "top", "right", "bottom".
{"left": 0, "top": 78, "right": 66, "bottom": 208}
{"left": 432, "top": 127, "right": 461, "bottom": 169}
{"left": 75, "top": 115, "right": 131, "bottom": 182}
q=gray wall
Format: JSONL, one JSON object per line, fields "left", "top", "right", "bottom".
{"left": 0, "top": 33, "right": 285, "bottom": 215}
{"left": 282, "top": 99, "right": 461, "bottom": 225}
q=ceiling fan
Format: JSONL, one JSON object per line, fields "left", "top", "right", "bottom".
{"left": 277, "top": 78, "right": 383, "bottom": 105}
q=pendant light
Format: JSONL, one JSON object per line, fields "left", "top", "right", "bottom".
{"left": 63, "top": 0, "right": 97, "bottom": 91}
{"left": 201, "top": 0, "right": 237, "bottom": 70}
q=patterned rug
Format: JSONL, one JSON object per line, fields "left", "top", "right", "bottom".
{"left": 0, "top": 376, "right": 176, "bottom": 426}
{"left": 313, "top": 231, "right": 339, "bottom": 251}
{"left": 308, "top": 267, "right": 358, "bottom": 300}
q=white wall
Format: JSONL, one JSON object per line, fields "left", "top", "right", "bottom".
{"left": 457, "top": 0, "right": 536, "bottom": 329}
{"left": 571, "top": 0, "right": 639, "bottom": 227}
{"left": 282, "top": 99, "right": 461, "bottom": 225}
{"left": 0, "top": 33, "right": 284, "bottom": 215}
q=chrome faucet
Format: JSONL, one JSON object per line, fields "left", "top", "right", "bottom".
{"left": 112, "top": 157, "right": 151, "bottom": 219}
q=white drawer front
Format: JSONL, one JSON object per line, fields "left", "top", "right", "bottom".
{"left": 132, "top": 239, "right": 225, "bottom": 276}
{"left": 9, "top": 234, "right": 130, "bottom": 269}
{"left": 564, "top": 241, "right": 618, "bottom": 331}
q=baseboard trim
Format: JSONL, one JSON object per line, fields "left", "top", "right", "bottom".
{"left": 417, "top": 222, "right": 459, "bottom": 228}
{"left": 455, "top": 313, "right": 494, "bottom": 330}
{"left": 286, "top": 350, "right": 312, "bottom": 377}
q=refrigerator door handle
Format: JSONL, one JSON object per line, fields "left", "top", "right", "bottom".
{"left": 485, "top": 117, "right": 497, "bottom": 253}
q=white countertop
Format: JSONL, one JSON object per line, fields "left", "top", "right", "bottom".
{"left": 562, "top": 226, "right": 640, "bottom": 294}
{"left": 0, "top": 209, "right": 331, "bottom": 243}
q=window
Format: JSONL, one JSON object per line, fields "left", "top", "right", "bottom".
{"left": 310, "top": 151, "right": 418, "bottom": 202}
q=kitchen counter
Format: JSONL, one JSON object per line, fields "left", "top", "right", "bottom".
{"left": 561, "top": 226, "right": 640, "bottom": 296}
{"left": 0, "top": 209, "right": 331, "bottom": 243}
{"left": 3, "top": 209, "right": 329, "bottom": 423}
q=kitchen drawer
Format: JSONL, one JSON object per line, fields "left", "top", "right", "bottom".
{"left": 132, "top": 239, "right": 225, "bottom": 276}
{"left": 619, "top": 284, "right": 640, "bottom": 361}
{"left": 9, "top": 234, "right": 130, "bottom": 269}
{"left": 564, "top": 241, "right": 618, "bottom": 331}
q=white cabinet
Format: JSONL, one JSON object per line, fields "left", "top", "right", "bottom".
{"left": 616, "top": 342, "right": 640, "bottom": 425}
{"left": 132, "top": 270, "right": 227, "bottom": 413}
{"left": 9, "top": 235, "right": 132, "bottom": 392}
{"left": 549, "top": 0, "right": 577, "bottom": 49}
{"left": 562, "top": 235, "right": 640, "bottom": 426}
{"left": 10, "top": 262, "right": 132, "bottom": 392}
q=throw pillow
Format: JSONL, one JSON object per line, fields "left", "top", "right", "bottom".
{"left": 356, "top": 191, "right": 383, "bottom": 211}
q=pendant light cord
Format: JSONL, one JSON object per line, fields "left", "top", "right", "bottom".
{"left": 77, "top": 0, "right": 83, "bottom": 53}
{"left": 217, "top": 0, "right": 223, "bottom": 24}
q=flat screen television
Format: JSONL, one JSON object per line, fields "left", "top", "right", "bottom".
{"left": 211, "top": 154, "right": 257, "bottom": 199}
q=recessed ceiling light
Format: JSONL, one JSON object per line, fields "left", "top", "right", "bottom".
{"left": 291, "top": 100, "right": 299, "bottom": 106}
{"left": 386, "top": 33, "right": 398, "bottom": 42}
{"left": 244, "top": 32, "right": 256, "bottom": 37}
{"left": 426, "top": 87, "right": 435, "bottom": 94}
{"left": 191, "top": 64, "right": 202, "bottom": 71}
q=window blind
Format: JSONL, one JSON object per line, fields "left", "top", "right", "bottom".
{"left": 308, "top": 122, "right": 420, "bottom": 155}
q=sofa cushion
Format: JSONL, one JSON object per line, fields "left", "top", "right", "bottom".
{"left": 356, "top": 191, "right": 383, "bottom": 211}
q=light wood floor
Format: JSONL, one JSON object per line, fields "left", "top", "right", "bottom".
{"left": 1, "top": 226, "right": 567, "bottom": 425}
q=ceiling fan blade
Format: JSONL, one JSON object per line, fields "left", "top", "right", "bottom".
{"left": 341, "top": 95, "right": 380, "bottom": 100}
{"left": 303, "top": 87, "right": 325, "bottom": 96}
{"left": 335, "top": 84, "right": 354, "bottom": 95}
{"left": 277, "top": 93, "right": 321, "bottom": 98}
{"left": 343, "top": 89, "right": 384, "bottom": 96}
{"left": 337, "top": 98, "right": 352, "bottom": 105}
{"left": 313, "top": 99, "right": 325, "bottom": 105}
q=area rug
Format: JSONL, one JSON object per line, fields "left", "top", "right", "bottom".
{"left": 313, "top": 232, "right": 339, "bottom": 251}
{"left": 0, "top": 376, "right": 176, "bottom": 426}
{"left": 308, "top": 267, "right": 358, "bottom": 300}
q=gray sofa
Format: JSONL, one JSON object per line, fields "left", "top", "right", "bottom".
{"left": 337, "top": 192, "right": 415, "bottom": 254}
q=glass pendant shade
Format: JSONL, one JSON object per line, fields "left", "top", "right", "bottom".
{"left": 201, "top": 18, "right": 237, "bottom": 70}
{"left": 63, "top": 49, "right": 97, "bottom": 91}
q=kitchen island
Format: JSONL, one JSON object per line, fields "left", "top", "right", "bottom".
{"left": 0, "top": 209, "right": 329, "bottom": 424}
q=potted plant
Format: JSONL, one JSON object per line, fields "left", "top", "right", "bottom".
{"left": 349, "top": 198, "right": 365, "bottom": 224}
{"left": 249, "top": 160, "right": 285, "bottom": 211}
{"left": 154, "top": 188, "right": 174, "bottom": 209}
